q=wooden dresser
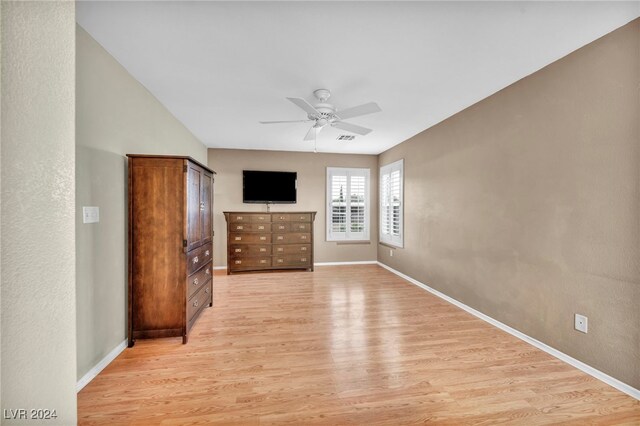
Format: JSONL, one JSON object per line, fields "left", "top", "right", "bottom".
{"left": 224, "top": 212, "right": 316, "bottom": 274}
{"left": 127, "top": 155, "right": 215, "bottom": 346}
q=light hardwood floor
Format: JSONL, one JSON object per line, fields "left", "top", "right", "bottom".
{"left": 78, "top": 265, "right": 640, "bottom": 425}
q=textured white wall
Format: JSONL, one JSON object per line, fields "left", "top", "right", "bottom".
{"left": 1, "top": 2, "right": 77, "bottom": 424}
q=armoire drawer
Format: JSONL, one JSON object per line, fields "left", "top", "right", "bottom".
{"left": 187, "top": 261, "right": 212, "bottom": 299}
{"left": 273, "top": 233, "right": 311, "bottom": 244}
{"left": 230, "top": 257, "right": 271, "bottom": 268}
{"left": 187, "top": 243, "right": 213, "bottom": 275}
{"left": 229, "top": 233, "right": 271, "bottom": 244}
{"left": 187, "top": 282, "right": 211, "bottom": 321}
{"left": 273, "top": 244, "right": 311, "bottom": 255}
{"left": 273, "top": 255, "right": 311, "bottom": 267}
{"left": 230, "top": 223, "right": 271, "bottom": 232}
{"left": 230, "top": 244, "right": 271, "bottom": 256}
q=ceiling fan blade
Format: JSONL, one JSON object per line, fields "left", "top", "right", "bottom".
{"left": 259, "top": 119, "right": 312, "bottom": 124}
{"left": 332, "top": 121, "right": 372, "bottom": 136}
{"left": 303, "top": 126, "right": 318, "bottom": 141}
{"left": 287, "top": 97, "right": 320, "bottom": 116}
{"left": 335, "top": 102, "right": 381, "bottom": 120}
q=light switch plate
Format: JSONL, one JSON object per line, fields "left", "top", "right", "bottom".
{"left": 83, "top": 206, "right": 99, "bottom": 224}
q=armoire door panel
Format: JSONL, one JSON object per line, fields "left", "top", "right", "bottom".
{"left": 186, "top": 164, "right": 202, "bottom": 252}
{"left": 201, "top": 172, "right": 213, "bottom": 245}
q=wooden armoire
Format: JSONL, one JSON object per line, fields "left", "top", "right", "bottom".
{"left": 127, "top": 155, "right": 215, "bottom": 346}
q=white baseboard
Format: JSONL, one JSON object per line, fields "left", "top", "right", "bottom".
{"left": 213, "top": 266, "right": 227, "bottom": 270}
{"left": 76, "top": 339, "right": 127, "bottom": 392}
{"left": 315, "top": 261, "right": 378, "bottom": 266}
{"left": 376, "top": 261, "right": 640, "bottom": 401}
{"left": 214, "top": 261, "right": 377, "bottom": 269}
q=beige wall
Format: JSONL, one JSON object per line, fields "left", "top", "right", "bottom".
{"left": 76, "top": 26, "right": 207, "bottom": 381}
{"left": 378, "top": 19, "right": 640, "bottom": 388}
{"left": 1, "top": 2, "right": 77, "bottom": 423}
{"left": 208, "top": 149, "right": 378, "bottom": 267}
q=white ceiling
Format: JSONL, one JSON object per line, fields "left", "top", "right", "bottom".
{"left": 77, "top": 1, "right": 639, "bottom": 155}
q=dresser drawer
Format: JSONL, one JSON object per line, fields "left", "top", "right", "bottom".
{"left": 230, "top": 257, "right": 271, "bottom": 268}
{"left": 229, "top": 233, "right": 271, "bottom": 244}
{"left": 230, "top": 223, "right": 271, "bottom": 232}
{"left": 273, "top": 233, "right": 311, "bottom": 244}
{"left": 272, "top": 213, "right": 291, "bottom": 222}
{"left": 273, "top": 223, "right": 289, "bottom": 232}
{"left": 228, "top": 213, "right": 271, "bottom": 223}
{"left": 187, "top": 261, "right": 212, "bottom": 299}
{"left": 290, "top": 222, "right": 311, "bottom": 232}
{"left": 230, "top": 244, "right": 271, "bottom": 256}
{"left": 273, "top": 255, "right": 311, "bottom": 267}
{"left": 187, "top": 281, "right": 211, "bottom": 321}
{"left": 290, "top": 213, "right": 312, "bottom": 222}
{"left": 187, "top": 243, "right": 213, "bottom": 275}
{"left": 273, "top": 244, "right": 311, "bottom": 255}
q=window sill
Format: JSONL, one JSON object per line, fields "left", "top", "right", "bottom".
{"left": 326, "top": 239, "right": 371, "bottom": 245}
{"left": 379, "top": 241, "right": 403, "bottom": 249}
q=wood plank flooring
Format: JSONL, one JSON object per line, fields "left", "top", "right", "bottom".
{"left": 78, "top": 265, "right": 640, "bottom": 425}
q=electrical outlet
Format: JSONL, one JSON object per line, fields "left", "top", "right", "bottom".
{"left": 574, "top": 314, "right": 588, "bottom": 333}
{"left": 390, "top": 249, "right": 393, "bottom": 257}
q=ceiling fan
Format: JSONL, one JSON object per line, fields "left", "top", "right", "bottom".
{"left": 259, "top": 89, "right": 382, "bottom": 141}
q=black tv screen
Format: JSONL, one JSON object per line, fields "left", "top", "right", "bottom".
{"left": 243, "top": 170, "right": 297, "bottom": 204}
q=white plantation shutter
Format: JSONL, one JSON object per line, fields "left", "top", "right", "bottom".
{"left": 380, "top": 159, "right": 403, "bottom": 247}
{"left": 327, "top": 167, "right": 370, "bottom": 241}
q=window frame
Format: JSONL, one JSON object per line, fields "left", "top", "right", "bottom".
{"left": 379, "top": 159, "right": 404, "bottom": 248}
{"left": 326, "top": 167, "right": 371, "bottom": 242}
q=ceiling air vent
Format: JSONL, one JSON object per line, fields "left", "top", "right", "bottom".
{"left": 337, "top": 135, "right": 355, "bottom": 141}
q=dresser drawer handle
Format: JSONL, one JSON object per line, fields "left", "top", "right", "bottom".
{"left": 235, "top": 237, "right": 242, "bottom": 241}
{"left": 301, "top": 247, "right": 307, "bottom": 251}
{"left": 260, "top": 248, "right": 267, "bottom": 252}
{"left": 193, "top": 256, "right": 199, "bottom": 264}
{"left": 301, "top": 258, "right": 307, "bottom": 262}
{"left": 277, "top": 248, "right": 283, "bottom": 252}
{"left": 193, "top": 278, "right": 199, "bottom": 286}
{"left": 277, "top": 236, "right": 284, "bottom": 240}
{"left": 258, "top": 216, "right": 264, "bottom": 220}
{"left": 237, "top": 216, "right": 243, "bottom": 220}
{"left": 193, "top": 299, "right": 199, "bottom": 308}
{"left": 205, "top": 250, "right": 210, "bottom": 256}
{"left": 277, "top": 259, "right": 283, "bottom": 263}
{"left": 236, "top": 225, "right": 243, "bottom": 230}
{"left": 205, "top": 287, "right": 209, "bottom": 294}
{"left": 279, "top": 225, "right": 285, "bottom": 229}
{"left": 260, "top": 236, "right": 266, "bottom": 241}
{"left": 205, "top": 268, "right": 210, "bottom": 275}
{"left": 200, "top": 202, "right": 205, "bottom": 211}
{"left": 258, "top": 225, "right": 265, "bottom": 230}
{"left": 235, "top": 248, "right": 242, "bottom": 253}
{"left": 235, "top": 260, "right": 242, "bottom": 265}
{"left": 260, "top": 259, "right": 267, "bottom": 264}
{"left": 279, "top": 216, "right": 285, "bottom": 220}
{"left": 299, "top": 225, "right": 306, "bottom": 229}
{"left": 301, "top": 236, "right": 307, "bottom": 240}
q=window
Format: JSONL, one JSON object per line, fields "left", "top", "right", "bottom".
{"left": 380, "top": 159, "right": 403, "bottom": 247}
{"left": 326, "top": 167, "right": 370, "bottom": 241}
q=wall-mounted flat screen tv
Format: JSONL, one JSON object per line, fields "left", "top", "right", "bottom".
{"left": 243, "top": 170, "right": 297, "bottom": 204}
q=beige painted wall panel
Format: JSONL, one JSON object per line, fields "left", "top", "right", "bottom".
{"left": 1, "top": 2, "right": 77, "bottom": 423}
{"left": 208, "top": 149, "right": 378, "bottom": 267}
{"left": 378, "top": 20, "right": 640, "bottom": 388}
{"left": 76, "top": 26, "right": 207, "bottom": 381}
